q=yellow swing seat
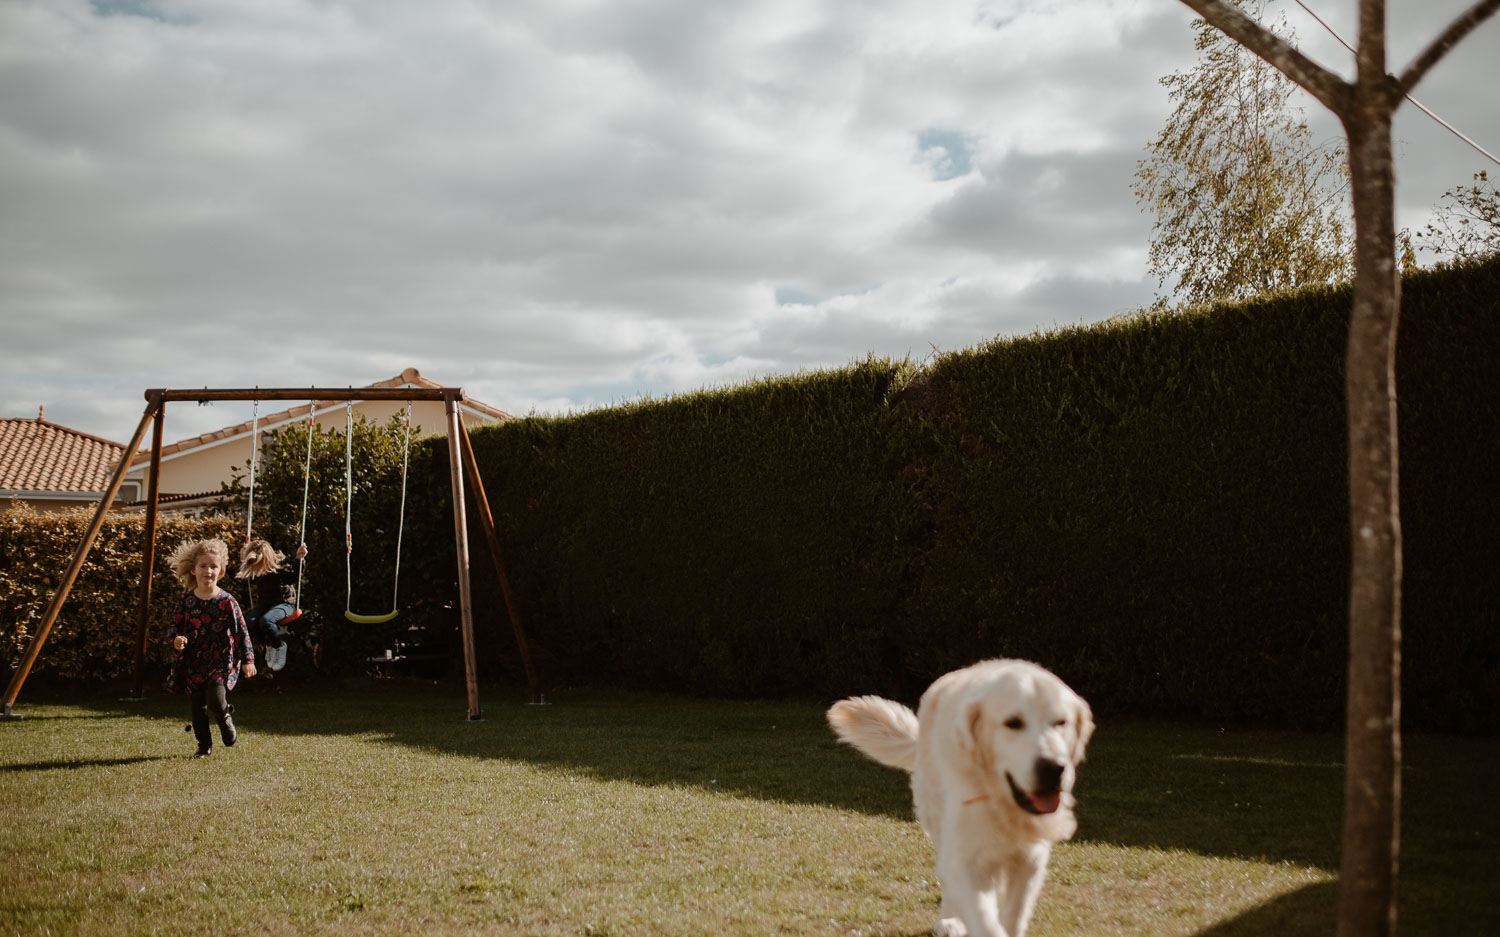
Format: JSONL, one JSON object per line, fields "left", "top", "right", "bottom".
{"left": 344, "top": 401, "right": 412, "bottom": 630}
{"left": 345, "top": 609, "right": 399, "bottom": 624}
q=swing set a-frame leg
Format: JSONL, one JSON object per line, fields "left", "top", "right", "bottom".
{"left": 457, "top": 412, "right": 543, "bottom": 705}
{"left": 2, "top": 393, "right": 162, "bottom": 721}
{"left": 444, "top": 392, "right": 484, "bottom": 720}
{"left": 127, "top": 405, "right": 166, "bottom": 700}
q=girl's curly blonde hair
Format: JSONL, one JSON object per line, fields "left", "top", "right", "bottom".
{"left": 237, "top": 539, "right": 286, "bottom": 579}
{"left": 167, "top": 538, "right": 230, "bottom": 590}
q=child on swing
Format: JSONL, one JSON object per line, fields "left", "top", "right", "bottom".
{"left": 237, "top": 538, "right": 309, "bottom": 673}
{"left": 163, "top": 538, "right": 256, "bottom": 758}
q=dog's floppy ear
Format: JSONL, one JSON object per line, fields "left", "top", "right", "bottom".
{"left": 958, "top": 698, "right": 990, "bottom": 762}
{"left": 1070, "top": 696, "right": 1095, "bottom": 765}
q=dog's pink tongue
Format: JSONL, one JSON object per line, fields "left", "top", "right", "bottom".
{"left": 1032, "top": 791, "right": 1062, "bottom": 814}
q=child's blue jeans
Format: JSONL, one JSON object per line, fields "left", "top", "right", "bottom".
{"left": 250, "top": 603, "right": 295, "bottom": 648}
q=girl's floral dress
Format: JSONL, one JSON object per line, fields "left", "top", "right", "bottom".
{"left": 164, "top": 590, "right": 255, "bottom": 694}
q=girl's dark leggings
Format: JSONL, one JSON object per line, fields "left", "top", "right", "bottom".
{"left": 189, "top": 683, "right": 230, "bottom": 742}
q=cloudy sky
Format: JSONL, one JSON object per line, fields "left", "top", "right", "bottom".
{"left": 2, "top": 0, "right": 1495, "bottom": 444}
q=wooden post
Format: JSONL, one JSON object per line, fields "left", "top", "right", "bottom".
{"left": 457, "top": 413, "right": 543, "bottom": 703}
{"left": 128, "top": 403, "right": 166, "bottom": 699}
{"left": 2, "top": 393, "right": 162, "bottom": 719}
{"left": 445, "top": 392, "right": 483, "bottom": 720}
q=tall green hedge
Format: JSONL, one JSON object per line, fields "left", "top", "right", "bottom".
{"left": 1388, "top": 260, "right": 1500, "bottom": 731}
{"left": 439, "top": 361, "right": 920, "bottom": 697}
{"left": 0, "top": 509, "right": 241, "bottom": 686}
{"left": 431, "top": 257, "right": 1497, "bottom": 731}
{"left": 884, "top": 286, "right": 1353, "bottom": 727}
{"left": 5, "top": 257, "right": 1497, "bottom": 730}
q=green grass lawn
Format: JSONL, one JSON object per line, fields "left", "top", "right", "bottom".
{"left": 1, "top": 680, "right": 1495, "bottom": 937}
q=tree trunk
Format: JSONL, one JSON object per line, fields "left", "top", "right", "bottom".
{"left": 1166, "top": 4, "right": 1499, "bottom": 935}
{"left": 1336, "top": 8, "right": 1402, "bottom": 931}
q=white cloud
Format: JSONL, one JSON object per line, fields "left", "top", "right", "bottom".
{"left": 1, "top": 0, "right": 1494, "bottom": 443}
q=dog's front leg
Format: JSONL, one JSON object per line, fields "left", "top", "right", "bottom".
{"left": 997, "top": 843, "right": 1052, "bottom": 937}
{"left": 934, "top": 891, "right": 968, "bottom": 937}
{"left": 935, "top": 852, "right": 1007, "bottom": 937}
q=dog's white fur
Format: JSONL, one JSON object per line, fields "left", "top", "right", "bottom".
{"left": 828, "top": 659, "right": 1094, "bottom": 937}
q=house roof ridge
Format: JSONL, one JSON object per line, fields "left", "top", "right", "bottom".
{"left": 1, "top": 416, "right": 127, "bottom": 492}
{"left": 1, "top": 416, "right": 126, "bottom": 450}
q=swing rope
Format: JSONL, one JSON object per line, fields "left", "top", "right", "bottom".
{"left": 293, "top": 403, "right": 316, "bottom": 609}
{"left": 344, "top": 400, "right": 411, "bottom": 624}
{"left": 245, "top": 399, "right": 260, "bottom": 543}
{"left": 242, "top": 398, "right": 313, "bottom": 626}
{"left": 390, "top": 401, "right": 411, "bottom": 611}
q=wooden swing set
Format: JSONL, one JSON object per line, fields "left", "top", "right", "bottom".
{"left": 1, "top": 384, "right": 541, "bottom": 721}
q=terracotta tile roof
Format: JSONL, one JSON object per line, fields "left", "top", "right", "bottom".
{"left": 1, "top": 412, "right": 125, "bottom": 494}
{"left": 126, "top": 367, "right": 512, "bottom": 468}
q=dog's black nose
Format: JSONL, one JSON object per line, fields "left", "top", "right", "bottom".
{"left": 1035, "top": 757, "right": 1065, "bottom": 792}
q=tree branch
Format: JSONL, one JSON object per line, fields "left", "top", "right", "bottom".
{"left": 1398, "top": 0, "right": 1500, "bottom": 94}
{"left": 1177, "top": 0, "right": 1352, "bottom": 117}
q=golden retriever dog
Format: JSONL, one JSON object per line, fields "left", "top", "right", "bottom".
{"left": 827, "top": 659, "right": 1094, "bottom": 937}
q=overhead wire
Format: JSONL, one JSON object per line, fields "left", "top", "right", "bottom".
{"left": 1289, "top": 0, "right": 1500, "bottom": 168}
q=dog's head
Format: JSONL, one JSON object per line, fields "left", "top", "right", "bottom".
{"left": 958, "top": 661, "right": 1093, "bottom": 819}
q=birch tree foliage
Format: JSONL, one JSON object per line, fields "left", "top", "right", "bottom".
{"left": 1135, "top": 2, "right": 1353, "bottom": 306}
{"left": 1416, "top": 169, "right": 1500, "bottom": 261}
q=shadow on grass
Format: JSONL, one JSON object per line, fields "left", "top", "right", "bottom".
{"left": 1, "top": 711, "right": 135, "bottom": 722}
{"left": 57, "top": 679, "right": 1500, "bottom": 918}
{"left": 1188, "top": 882, "right": 1338, "bottom": 937}
{"left": 21, "top": 680, "right": 1498, "bottom": 937}
{"left": 1, "top": 755, "right": 170, "bottom": 772}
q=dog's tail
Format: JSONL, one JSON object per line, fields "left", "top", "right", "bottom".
{"left": 827, "top": 695, "right": 919, "bottom": 772}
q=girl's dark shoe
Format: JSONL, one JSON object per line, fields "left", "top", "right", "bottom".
{"left": 194, "top": 745, "right": 212, "bottom": 758}
{"left": 218, "top": 711, "right": 238, "bottom": 747}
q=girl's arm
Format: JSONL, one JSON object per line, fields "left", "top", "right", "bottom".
{"left": 166, "top": 594, "right": 189, "bottom": 651}
{"left": 230, "top": 597, "right": 257, "bottom": 676}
